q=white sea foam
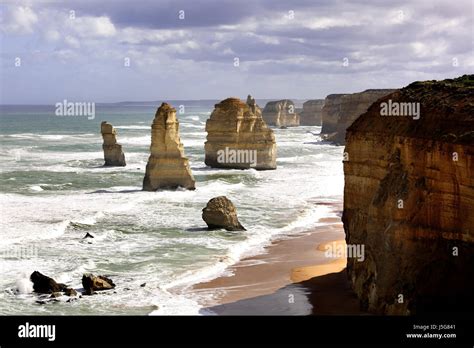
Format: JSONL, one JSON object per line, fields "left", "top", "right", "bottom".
{"left": 184, "top": 115, "right": 200, "bottom": 121}
{"left": 114, "top": 125, "right": 150, "bottom": 130}
{"left": 15, "top": 277, "right": 34, "bottom": 294}
{"left": 3, "top": 133, "right": 95, "bottom": 141}
{"left": 28, "top": 185, "right": 44, "bottom": 192}
{"left": 0, "top": 106, "right": 344, "bottom": 315}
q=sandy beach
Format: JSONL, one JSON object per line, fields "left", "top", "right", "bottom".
{"left": 193, "top": 204, "right": 364, "bottom": 315}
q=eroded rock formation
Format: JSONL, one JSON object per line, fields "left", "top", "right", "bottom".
{"left": 262, "top": 100, "right": 300, "bottom": 127}
{"left": 300, "top": 99, "right": 324, "bottom": 126}
{"left": 30, "top": 271, "right": 76, "bottom": 297}
{"left": 320, "top": 94, "right": 346, "bottom": 135}
{"left": 30, "top": 271, "right": 66, "bottom": 294}
{"left": 101, "top": 121, "right": 126, "bottom": 166}
{"left": 143, "top": 103, "right": 196, "bottom": 191}
{"left": 204, "top": 97, "right": 276, "bottom": 170}
{"left": 321, "top": 90, "right": 395, "bottom": 144}
{"left": 343, "top": 75, "right": 474, "bottom": 314}
{"left": 202, "top": 196, "right": 245, "bottom": 231}
{"left": 82, "top": 273, "right": 115, "bottom": 295}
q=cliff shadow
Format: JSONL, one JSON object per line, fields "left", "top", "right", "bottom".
{"left": 201, "top": 270, "right": 365, "bottom": 315}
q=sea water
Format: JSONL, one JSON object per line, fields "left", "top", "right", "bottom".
{"left": 0, "top": 103, "right": 344, "bottom": 315}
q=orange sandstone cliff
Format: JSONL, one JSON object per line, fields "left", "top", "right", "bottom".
{"left": 343, "top": 75, "right": 474, "bottom": 314}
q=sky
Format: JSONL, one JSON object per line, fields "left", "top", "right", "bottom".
{"left": 0, "top": 0, "right": 473, "bottom": 104}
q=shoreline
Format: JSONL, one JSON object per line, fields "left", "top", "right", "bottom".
{"left": 190, "top": 203, "right": 364, "bottom": 315}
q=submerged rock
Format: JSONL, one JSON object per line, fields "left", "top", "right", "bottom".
{"left": 101, "top": 121, "right": 126, "bottom": 166}
{"left": 64, "top": 288, "right": 78, "bottom": 297}
{"left": 262, "top": 99, "right": 299, "bottom": 127}
{"left": 82, "top": 273, "right": 115, "bottom": 295}
{"left": 202, "top": 196, "right": 245, "bottom": 231}
{"left": 30, "top": 271, "right": 67, "bottom": 294}
{"left": 143, "top": 103, "right": 195, "bottom": 191}
{"left": 204, "top": 97, "right": 276, "bottom": 170}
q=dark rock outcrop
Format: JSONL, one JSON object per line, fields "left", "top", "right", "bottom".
{"left": 262, "top": 100, "right": 299, "bottom": 127}
{"left": 30, "top": 271, "right": 67, "bottom": 294}
{"left": 64, "top": 288, "right": 78, "bottom": 297}
{"left": 82, "top": 274, "right": 115, "bottom": 295}
{"left": 343, "top": 75, "right": 474, "bottom": 314}
{"left": 143, "top": 103, "right": 196, "bottom": 191}
{"left": 300, "top": 99, "right": 324, "bottom": 126}
{"left": 101, "top": 121, "right": 126, "bottom": 166}
{"left": 204, "top": 97, "right": 276, "bottom": 170}
{"left": 202, "top": 196, "right": 246, "bottom": 231}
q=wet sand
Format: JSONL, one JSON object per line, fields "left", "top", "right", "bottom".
{"left": 192, "top": 208, "right": 364, "bottom": 315}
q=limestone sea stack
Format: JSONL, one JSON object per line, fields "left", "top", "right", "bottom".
{"left": 143, "top": 103, "right": 195, "bottom": 191}
{"left": 343, "top": 75, "right": 474, "bottom": 314}
{"left": 202, "top": 196, "right": 245, "bottom": 231}
{"left": 262, "top": 100, "right": 300, "bottom": 127}
{"left": 324, "top": 89, "right": 395, "bottom": 144}
{"left": 204, "top": 97, "right": 276, "bottom": 170}
{"left": 299, "top": 99, "right": 324, "bottom": 126}
{"left": 101, "top": 121, "right": 126, "bottom": 166}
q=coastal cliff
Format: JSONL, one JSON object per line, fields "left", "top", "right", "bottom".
{"left": 143, "top": 103, "right": 195, "bottom": 190}
{"left": 262, "top": 99, "right": 299, "bottom": 127}
{"left": 204, "top": 97, "right": 276, "bottom": 170}
{"left": 321, "top": 90, "right": 395, "bottom": 144}
{"left": 342, "top": 75, "right": 474, "bottom": 314}
{"left": 320, "top": 94, "right": 346, "bottom": 135}
{"left": 101, "top": 121, "right": 126, "bottom": 166}
{"left": 300, "top": 99, "right": 324, "bottom": 126}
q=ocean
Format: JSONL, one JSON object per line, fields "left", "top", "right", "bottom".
{"left": 0, "top": 102, "right": 344, "bottom": 315}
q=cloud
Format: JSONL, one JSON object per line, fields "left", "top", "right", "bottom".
{"left": 1, "top": 6, "right": 38, "bottom": 34}
{"left": 0, "top": 0, "right": 472, "bottom": 103}
{"left": 44, "top": 29, "right": 60, "bottom": 42}
{"left": 68, "top": 16, "right": 117, "bottom": 38}
{"left": 64, "top": 35, "right": 80, "bottom": 49}
{"left": 119, "top": 28, "right": 189, "bottom": 45}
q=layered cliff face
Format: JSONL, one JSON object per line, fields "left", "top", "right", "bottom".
{"left": 205, "top": 97, "right": 276, "bottom": 170}
{"left": 322, "top": 90, "right": 395, "bottom": 144}
{"left": 101, "top": 121, "right": 126, "bottom": 166}
{"left": 343, "top": 75, "right": 474, "bottom": 314}
{"left": 320, "top": 94, "right": 346, "bottom": 135}
{"left": 262, "top": 99, "right": 299, "bottom": 127}
{"left": 300, "top": 99, "right": 324, "bottom": 126}
{"left": 143, "top": 103, "right": 195, "bottom": 191}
